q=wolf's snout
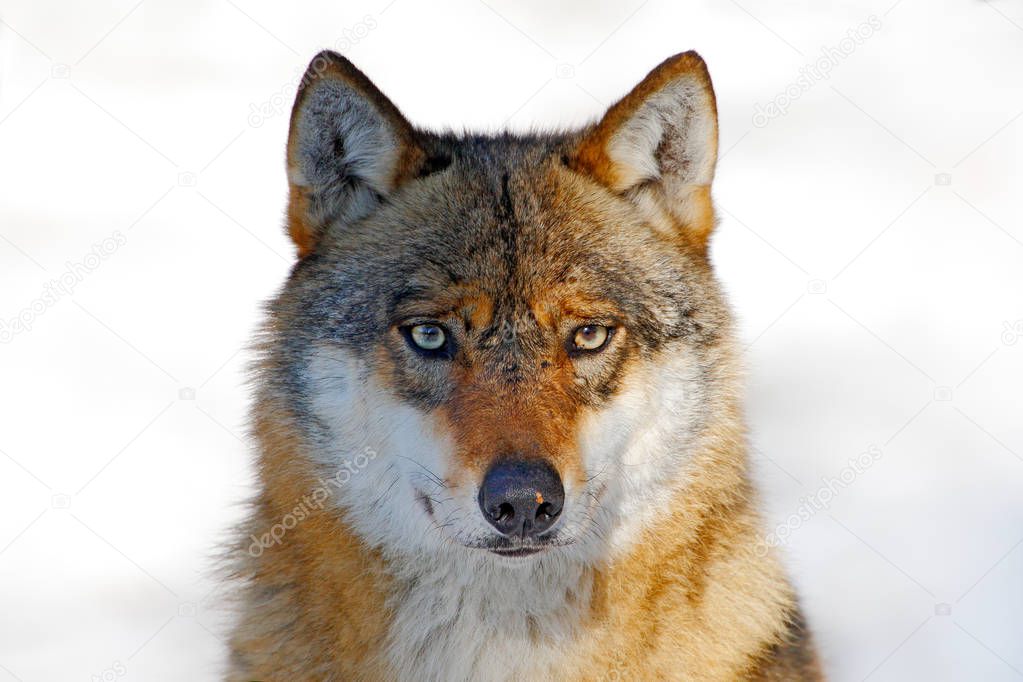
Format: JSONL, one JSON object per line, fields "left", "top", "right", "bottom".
{"left": 478, "top": 459, "right": 564, "bottom": 538}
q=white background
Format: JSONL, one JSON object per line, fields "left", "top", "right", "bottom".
{"left": 1, "top": 0, "right": 1021, "bottom": 679}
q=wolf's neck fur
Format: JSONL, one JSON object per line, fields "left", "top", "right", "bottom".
{"left": 383, "top": 549, "right": 594, "bottom": 680}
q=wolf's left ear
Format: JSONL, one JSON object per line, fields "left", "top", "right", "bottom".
{"left": 570, "top": 51, "right": 718, "bottom": 250}
{"left": 285, "top": 51, "right": 425, "bottom": 257}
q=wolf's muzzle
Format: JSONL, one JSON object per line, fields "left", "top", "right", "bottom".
{"left": 478, "top": 459, "right": 564, "bottom": 539}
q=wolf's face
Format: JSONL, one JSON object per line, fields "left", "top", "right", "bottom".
{"left": 264, "top": 51, "right": 731, "bottom": 567}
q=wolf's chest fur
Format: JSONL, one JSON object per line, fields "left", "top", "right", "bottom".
{"left": 384, "top": 556, "right": 591, "bottom": 680}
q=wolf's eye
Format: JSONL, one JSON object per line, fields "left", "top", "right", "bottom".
{"left": 405, "top": 323, "right": 450, "bottom": 356}
{"left": 571, "top": 325, "right": 611, "bottom": 352}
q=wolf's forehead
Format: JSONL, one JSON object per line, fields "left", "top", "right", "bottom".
{"left": 390, "top": 275, "right": 619, "bottom": 328}
{"left": 362, "top": 155, "right": 674, "bottom": 313}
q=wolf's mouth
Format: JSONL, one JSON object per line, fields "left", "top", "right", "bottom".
{"left": 488, "top": 546, "right": 544, "bottom": 557}
{"left": 477, "top": 536, "right": 573, "bottom": 557}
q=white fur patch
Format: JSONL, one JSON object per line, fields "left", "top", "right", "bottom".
{"left": 575, "top": 347, "right": 708, "bottom": 557}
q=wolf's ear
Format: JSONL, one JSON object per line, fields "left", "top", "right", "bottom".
{"left": 570, "top": 51, "right": 718, "bottom": 250}
{"left": 285, "top": 51, "right": 424, "bottom": 257}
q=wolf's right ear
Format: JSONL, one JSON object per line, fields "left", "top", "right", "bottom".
{"left": 285, "top": 51, "right": 424, "bottom": 257}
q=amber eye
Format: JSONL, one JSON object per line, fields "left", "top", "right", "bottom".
{"left": 409, "top": 323, "right": 447, "bottom": 351}
{"left": 572, "top": 325, "right": 611, "bottom": 352}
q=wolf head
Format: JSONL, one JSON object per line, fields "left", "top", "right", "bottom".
{"left": 259, "top": 50, "right": 738, "bottom": 568}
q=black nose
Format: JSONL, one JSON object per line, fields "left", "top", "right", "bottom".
{"left": 478, "top": 459, "right": 565, "bottom": 538}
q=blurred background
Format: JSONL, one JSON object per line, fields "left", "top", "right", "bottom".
{"left": 1, "top": 0, "right": 1021, "bottom": 679}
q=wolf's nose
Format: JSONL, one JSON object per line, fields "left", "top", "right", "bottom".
{"left": 478, "top": 459, "right": 564, "bottom": 538}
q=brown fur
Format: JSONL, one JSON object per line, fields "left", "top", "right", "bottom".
{"left": 228, "top": 50, "right": 823, "bottom": 680}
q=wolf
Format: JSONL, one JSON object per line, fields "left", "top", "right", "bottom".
{"left": 227, "top": 49, "right": 823, "bottom": 680}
